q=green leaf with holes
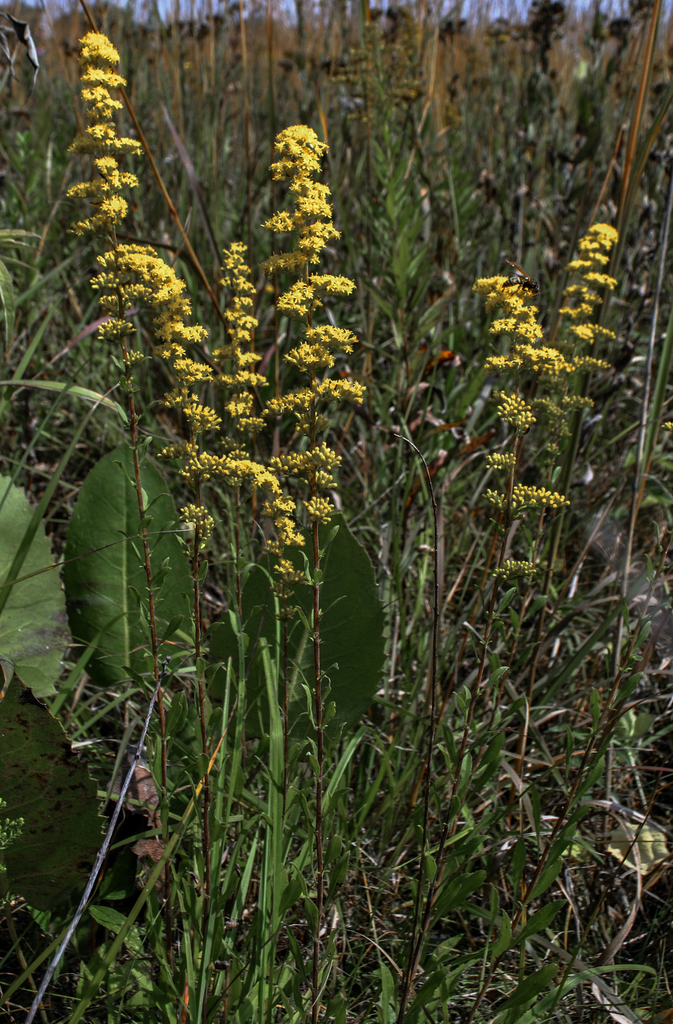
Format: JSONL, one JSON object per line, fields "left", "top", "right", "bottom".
{"left": 0, "top": 675, "right": 104, "bottom": 909}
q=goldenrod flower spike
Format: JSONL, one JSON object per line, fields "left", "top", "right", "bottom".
{"left": 262, "top": 126, "right": 365, "bottom": 536}
{"left": 493, "top": 559, "right": 538, "bottom": 580}
{"left": 475, "top": 222, "right": 618, "bottom": 553}
{"left": 67, "top": 33, "right": 141, "bottom": 238}
{"left": 494, "top": 393, "right": 536, "bottom": 434}
{"left": 559, "top": 223, "right": 619, "bottom": 346}
{"left": 215, "top": 242, "right": 267, "bottom": 435}
{"left": 485, "top": 484, "right": 570, "bottom": 515}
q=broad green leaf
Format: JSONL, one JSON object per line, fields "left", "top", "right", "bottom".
{"left": 208, "top": 513, "right": 385, "bottom": 739}
{"left": 63, "top": 445, "right": 192, "bottom": 686}
{"left": 0, "top": 676, "right": 104, "bottom": 909}
{"left": 0, "top": 475, "right": 68, "bottom": 696}
{"left": 616, "top": 709, "right": 655, "bottom": 743}
{"left": 0, "top": 258, "right": 15, "bottom": 347}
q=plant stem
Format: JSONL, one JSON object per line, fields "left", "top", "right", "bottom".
{"left": 191, "top": 467, "right": 211, "bottom": 1024}
{"left": 120, "top": 324, "right": 173, "bottom": 965}
{"left": 395, "top": 435, "right": 439, "bottom": 1024}
{"left": 311, "top": 513, "right": 324, "bottom": 1024}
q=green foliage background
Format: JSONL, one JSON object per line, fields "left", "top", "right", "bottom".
{"left": 0, "top": 1, "right": 672, "bottom": 1022}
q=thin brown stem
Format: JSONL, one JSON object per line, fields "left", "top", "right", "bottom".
{"left": 240, "top": 0, "right": 254, "bottom": 267}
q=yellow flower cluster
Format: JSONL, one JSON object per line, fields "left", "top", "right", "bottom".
{"left": 92, "top": 245, "right": 208, "bottom": 351}
{"left": 485, "top": 484, "right": 570, "bottom": 515}
{"left": 262, "top": 126, "right": 365, "bottom": 530}
{"left": 476, "top": 225, "right": 618, "bottom": 529}
{"left": 180, "top": 503, "right": 215, "bottom": 542}
{"left": 67, "top": 34, "right": 141, "bottom": 237}
{"left": 494, "top": 392, "right": 536, "bottom": 434}
{"left": 492, "top": 559, "right": 538, "bottom": 580}
{"left": 485, "top": 452, "right": 517, "bottom": 471}
{"left": 263, "top": 126, "right": 338, "bottom": 268}
{"left": 559, "top": 223, "right": 619, "bottom": 347}
{"left": 486, "top": 344, "right": 572, "bottom": 378}
{"left": 215, "top": 242, "right": 266, "bottom": 434}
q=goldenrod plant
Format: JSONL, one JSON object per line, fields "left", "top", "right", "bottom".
{"left": 473, "top": 223, "right": 618, "bottom": 581}
{"left": 65, "top": 32, "right": 174, "bottom": 809}
{"left": 262, "top": 123, "right": 366, "bottom": 1023}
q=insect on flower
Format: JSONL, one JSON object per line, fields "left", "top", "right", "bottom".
{"left": 504, "top": 259, "right": 540, "bottom": 297}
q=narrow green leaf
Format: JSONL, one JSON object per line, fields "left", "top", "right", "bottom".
{"left": 0, "top": 258, "right": 15, "bottom": 346}
{"left": 424, "top": 852, "right": 437, "bottom": 883}
{"left": 576, "top": 756, "right": 605, "bottom": 800}
{"left": 379, "top": 964, "right": 395, "bottom": 1024}
{"left": 527, "top": 858, "right": 563, "bottom": 903}
{"left": 492, "top": 912, "right": 512, "bottom": 958}
{"left": 498, "top": 587, "right": 517, "bottom": 614}
{"left": 166, "top": 692, "right": 188, "bottom": 738}
{"left": 457, "top": 752, "right": 472, "bottom": 796}
{"left": 304, "top": 896, "right": 318, "bottom": 938}
{"left": 515, "top": 901, "right": 564, "bottom": 945}
{"left": 0, "top": 379, "right": 117, "bottom": 409}
{"left": 510, "top": 837, "right": 526, "bottom": 897}
{"left": 530, "top": 786, "right": 541, "bottom": 844}
{"left": 406, "top": 970, "right": 444, "bottom": 1018}
{"left": 498, "top": 964, "right": 558, "bottom": 1009}
{"left": 431, "top": 870, "right": 486, "bottom": 922}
